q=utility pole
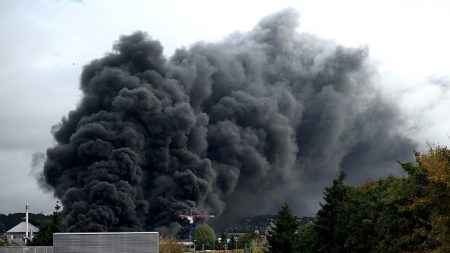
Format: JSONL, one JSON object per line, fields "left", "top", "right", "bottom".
{"left": 25, "top": 203, "right": 29, "bottom": 241}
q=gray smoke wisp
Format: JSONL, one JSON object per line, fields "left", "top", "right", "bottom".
{"left": 42, "top": 8, "right": 415, "bottom": 232}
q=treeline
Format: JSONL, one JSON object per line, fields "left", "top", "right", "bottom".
{"left": 0, "top": 203, "right": 63, "bottom": 246}
{"left": 27, "top": 203, "right": 63, "bottom": 246}
{"left": 0, "top": 213, "right": 50, "bottom": 233}
{"left": 269, "top": 146, "right": 450, "bottom": 253}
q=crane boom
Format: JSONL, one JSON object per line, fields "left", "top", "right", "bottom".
{"left": 178, "top": 210, "right": 215, "bottom": 223}
{"left": 178, "top": 210, "right": 215, "bottom": 242}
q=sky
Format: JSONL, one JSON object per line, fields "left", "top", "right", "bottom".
{"left": 0, "top": 0, "right": 449, "bottom": 215}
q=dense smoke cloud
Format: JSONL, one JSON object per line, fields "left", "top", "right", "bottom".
{"left": 42, "top": 8, "right": 415, "bottom": 232}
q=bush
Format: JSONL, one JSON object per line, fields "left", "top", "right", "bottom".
{"left": 159, "top": 236, "right": 186, "bottom": 253}
{"left": 0, "top": 234, "right": 8, "bottom": 246}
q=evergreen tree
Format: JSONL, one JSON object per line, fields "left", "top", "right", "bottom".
{"left": 295, "top": 221, "right": 317, "bottom": 253}
{"left": 266, "top": 203, "right": 300, "bottom": 253}
{"left": 28, "top": 202, "right": 63, "bottom": 246}
{"left": 295, "top": 148, "right": 450, "bottom": 252}
{"left": 313, "top": 171, "right": 349, "bottom": 253}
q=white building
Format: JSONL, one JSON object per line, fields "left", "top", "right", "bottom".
{"left": 4, "top": 203, "right": 39, "bottom": 245}
{"left": 6, "top": 221, "right": 39, "bottom": 245}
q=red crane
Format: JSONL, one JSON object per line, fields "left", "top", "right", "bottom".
{"left": 179, "top": 209, "right": 215, "bottom": 224}
{"left": 178, "top": 210, "right": 215, "bottom": 241}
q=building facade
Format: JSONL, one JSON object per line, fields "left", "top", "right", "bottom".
{"left": 5, "top": 221, "right": 39, "bottom": 245}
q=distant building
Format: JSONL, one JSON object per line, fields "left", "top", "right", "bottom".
{"left": 5, "top": 221, "right": 39, "bottom": 245}
{"left": 5, "top": 203, "right": 39, "bottom": 245}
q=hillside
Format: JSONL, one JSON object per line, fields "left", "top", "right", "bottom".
{"left": 224, "top": 215, "right": 313, "bottom": 234}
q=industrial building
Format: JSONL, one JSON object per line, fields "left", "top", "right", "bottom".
{"left": 53, "top": 232, "right": 159, "bottom": 253}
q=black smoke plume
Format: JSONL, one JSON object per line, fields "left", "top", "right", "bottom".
{"left": 42, "top": 8, "right": 415, "bottom": 232}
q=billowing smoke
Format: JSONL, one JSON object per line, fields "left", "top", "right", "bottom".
{"left": 42, "top": 8, "right": 415, "bottom": 232}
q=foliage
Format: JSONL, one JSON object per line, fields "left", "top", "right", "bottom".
{"left": 238, "top": 232, "right": 257, "bottom": 245}
{"left": 296, "top": 172, "right": 422, "bottom": 252}
{"left": 312, "top": 171, "right": 350, "bottom": 253}
{"left": 193, "top": 224, "right": 216, "bottom": 246}
{"left": 295, "top": 146, "right": 450, "bottom": 253}
{"left": 295, "top": 222, "right": 317, "bottom": 253}
{"left": 159, "top": 236, "right": 186, "bottom": 253}
{"left": 0, "top": 234, "right": 8, "bottom": 246}
{"left": 28, "top": 202, "right": 63, "bottom": 246}
{"left": 399, "top": 146, "right": 450, "bottom": 252}
{"left": 266, "top": 203, "right": 300, "bottom": 253}
{"left": 239, "top": 232, "right": 260, "bottom": 247}
{"left": 0, "top": 213, "right": 51, "bottom": 233}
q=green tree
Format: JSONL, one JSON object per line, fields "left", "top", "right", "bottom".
{"left": 238, "top": 232, "right": 259, "bottom": 249}
{"left": 266, "top": 203, "right": 300, "bottom": 253}
{"left": 312, "top": 171, "right": 350, "bottom": 253}
{"left": 398, "top": 146, "right": 450, "bottom": 252}
{"left": 338, "top": 177, "right": 413, "bottom": 252}
{"left": 29, "top": 202, "right": 63, "bottom": 246}
{"left": 294, "top": 147, "right": 450, "bottom": 252}
{"left": 193, "top": 224, "right": 215, "bottom": 246}
{"left": 295, "top": 163, "right": 438, "bottom": 252}
{"left": 295, "top": 222, "right": 317, "bottom": 253}
{"left": 372, "top": 176, "right": 419, "bottom": 252}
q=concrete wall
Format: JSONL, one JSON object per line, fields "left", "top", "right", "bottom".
{"left": 0, "top": 246, "right": 53, "bottom": 253}
{"left": 53, "top": 232, "right": 158, "bottom": 253}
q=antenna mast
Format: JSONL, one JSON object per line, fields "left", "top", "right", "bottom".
{"left": 25, "top": 203, "right": 29, "bottom": 241}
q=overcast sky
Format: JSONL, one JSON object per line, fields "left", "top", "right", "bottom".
{"left": 1, "top": 0, "right": 449, "bottom": 215}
